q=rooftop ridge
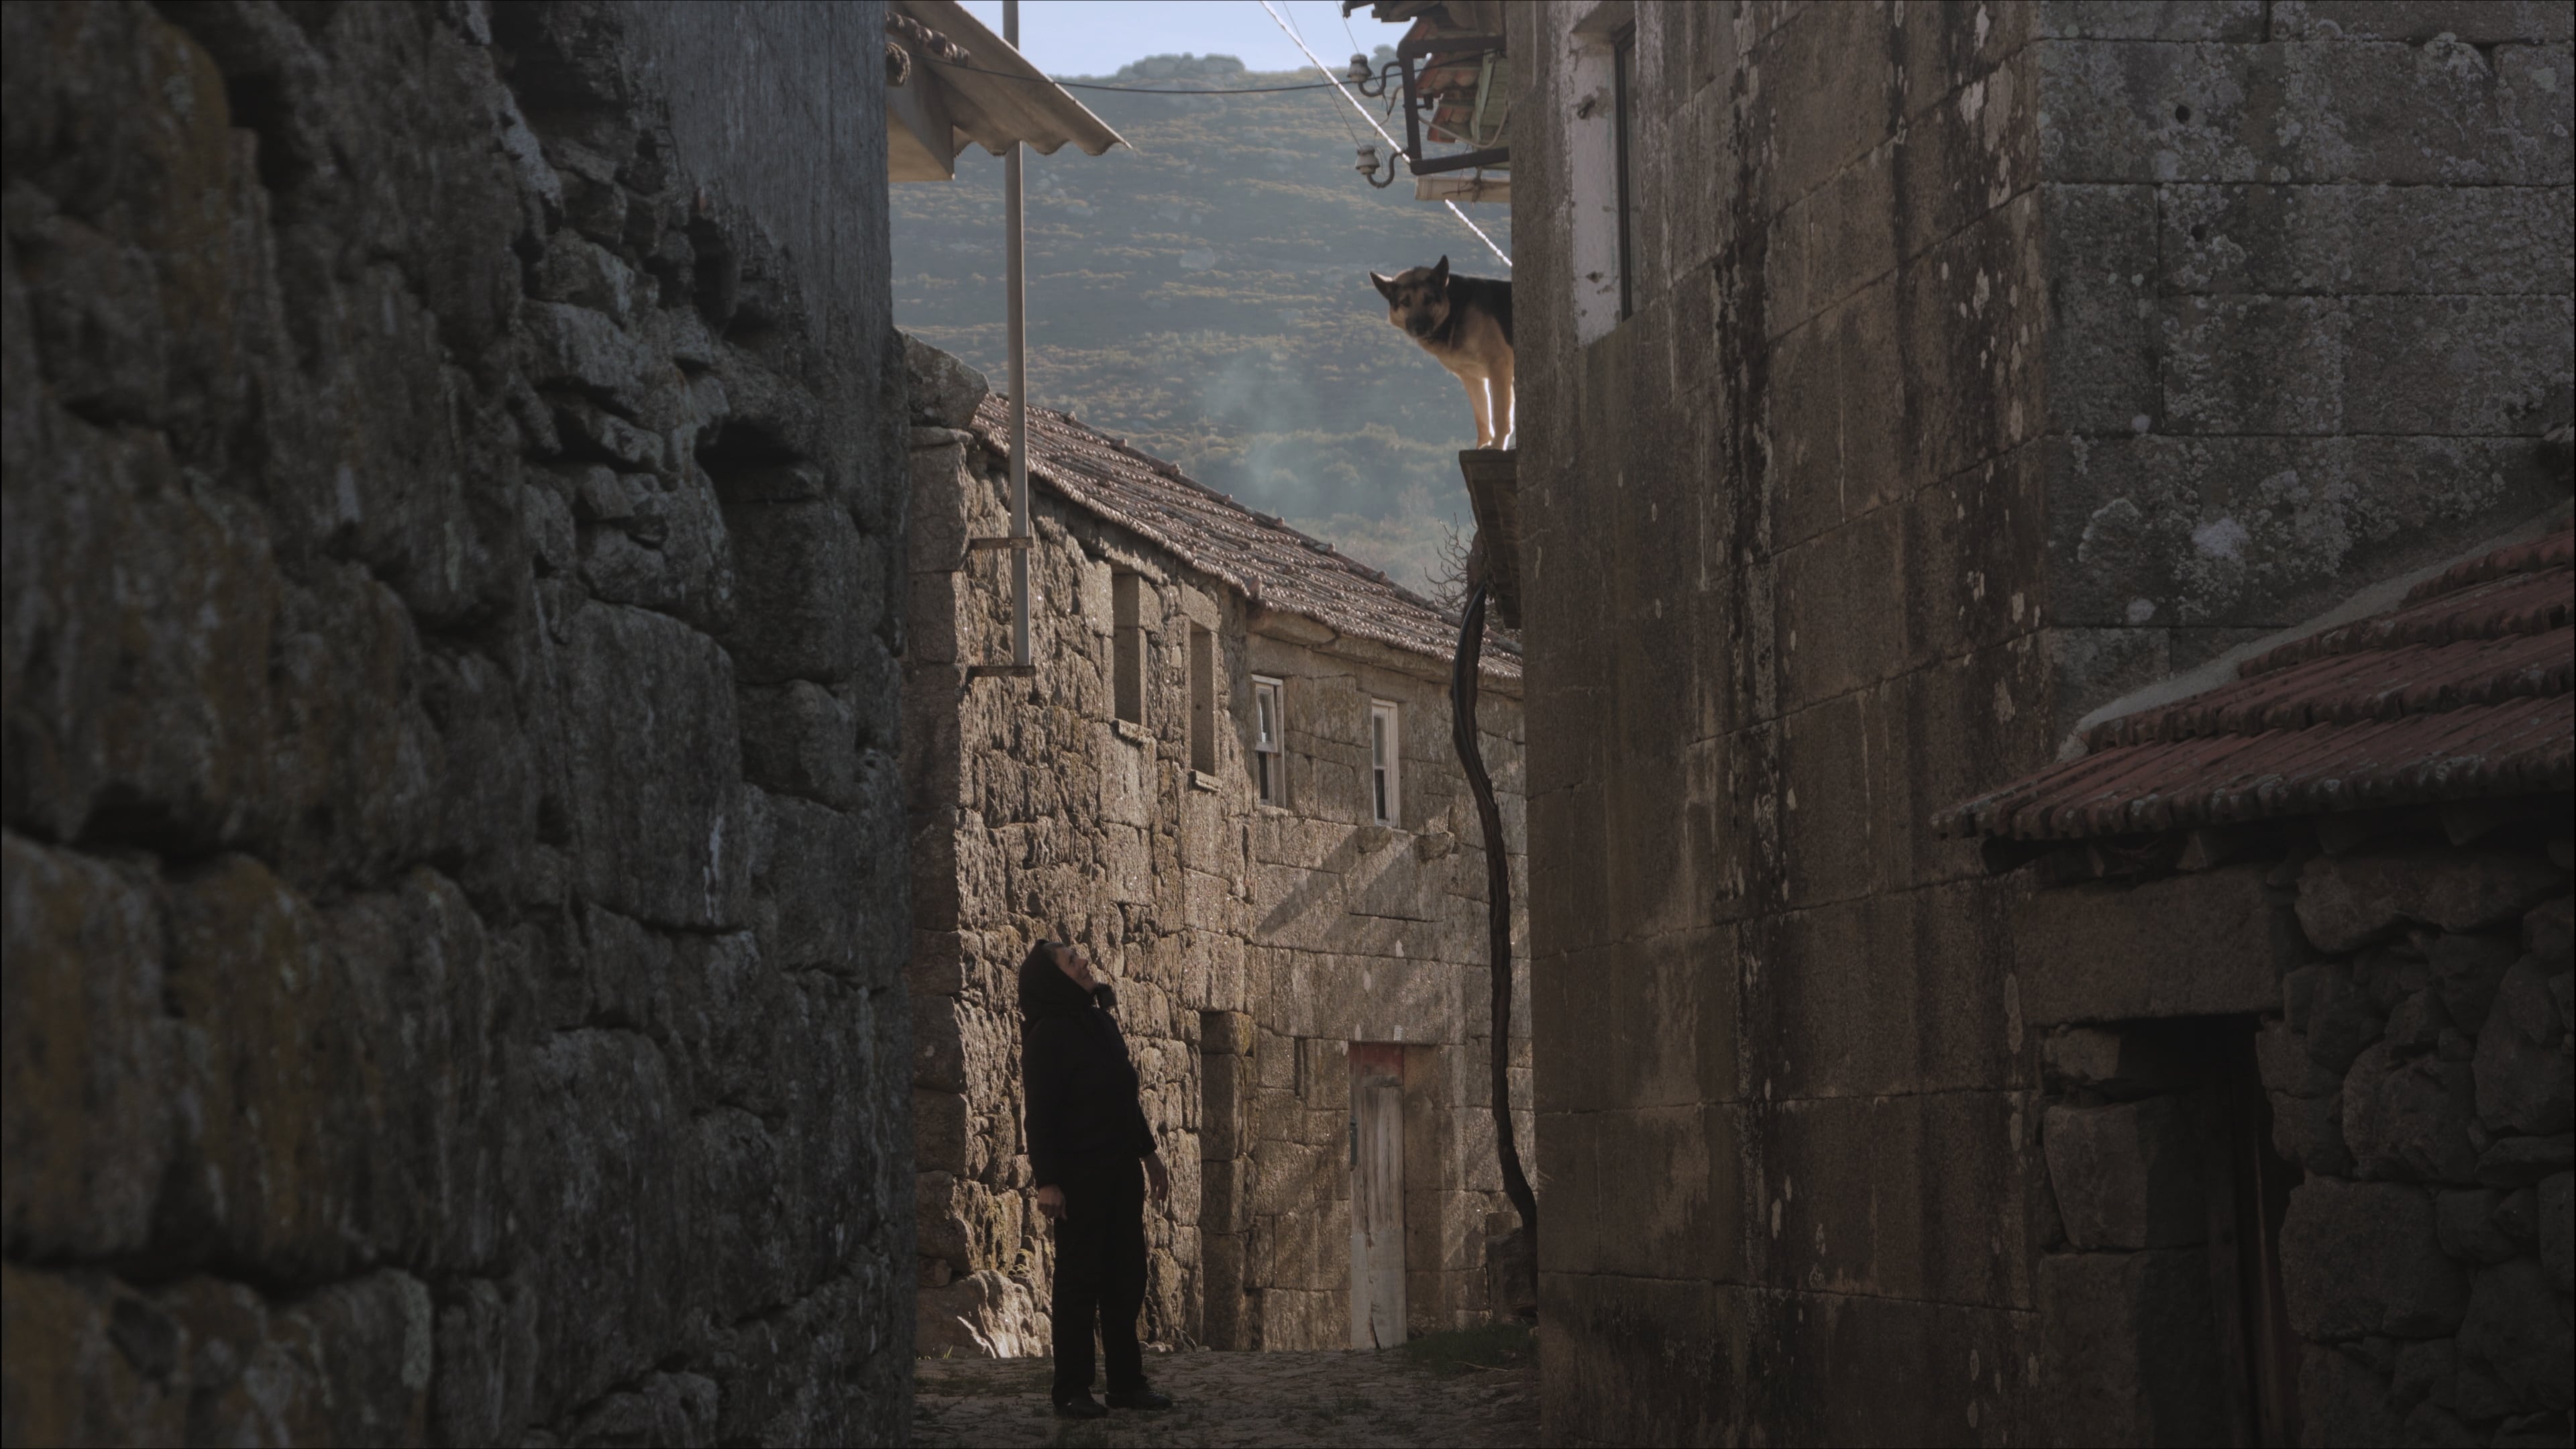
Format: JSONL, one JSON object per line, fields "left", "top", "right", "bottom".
{"left": 1943, "top": 517, "right": 2574, "bottom": 845}
{"left": 966, "top": 394, "right": 1519, "bottom": 674}
{"left": 2395, "top": 515, "right": 2575, "bottom": 611}
{"left": 2231, "top": 568, "right": 2575, "bottom": 683}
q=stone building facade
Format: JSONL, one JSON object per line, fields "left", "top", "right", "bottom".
{"left": 902, "top": 345, "right": 1529, "bottom": 1356}
{"left": 1941, "top": 519, "right": 2571, "bottom": 1446}
{"left": 3, "top": 3, "right": 912, "bottom": 1442}
{"left": 1499, "top": 0, "right": 2571, "bottom": 1442}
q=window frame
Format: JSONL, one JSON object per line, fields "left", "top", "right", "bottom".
{"left": 1111, "top": 572, "right": 1145, "bottom": 728}
{"left": 1368, "top": 699, "right": 1401, "bottom": 827}
{"left": 1252, "top": 676, "right": 1285, "bottom": 806}
{"left": 1187, "top": 624, "right": 1218, "bottom": 776}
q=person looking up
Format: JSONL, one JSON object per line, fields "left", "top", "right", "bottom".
{"left": 1019, "top": 938, "right": 1174, "bottom": 1419}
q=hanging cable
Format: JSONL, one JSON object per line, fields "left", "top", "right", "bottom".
{"left": 1277, "top": 0, "right": 1372, "bottom": 159}
{"left": 1292, "top": 0, "right": 1400, "bottom": 152}
{"left": 921, "top": 58, "right": 1348, "bottom": 94}
{"left": 1253, "top": 3, "right": 1386, "bottom": 193}
{"left": 1450, "top": 580, "right": 1537, "bottom": 1246}
{"left": 1253, "top": 0, "right": 1511, "bottom": 268}
{"left": 1278, "top": 0, "right": 1336, "bottom": 72}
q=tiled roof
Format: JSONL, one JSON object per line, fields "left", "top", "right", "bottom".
{"left": 1935, "top": 519, "right": 2575, "bottom": 843}
{"left": 970, "top": 395, "right": 1518, "bottom": 678}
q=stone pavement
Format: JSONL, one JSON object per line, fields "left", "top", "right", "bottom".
{"left": 912, "top": 1348, "right": 1540, "bottom": 1447}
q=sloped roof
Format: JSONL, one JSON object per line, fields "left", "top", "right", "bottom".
{"left": 892, "top": 0, "right": 1124, "bottom": 163}
{"left": 1935, "top": 519, "right": 2574, "bottom": 843}
{"left": 969, "top": 395, "right": 1518, "bottom": 680}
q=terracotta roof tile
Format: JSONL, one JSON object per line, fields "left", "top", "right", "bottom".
{"left": 971, "top": 396, "right": 1517, "bottom": 678}
{"left": 1937, "top": 519, "right": 2574, "bottom": 842}
{"left": 2400, "top": 527, "right": 2576, "bottom": 608}
{"left": 2233, "top": 567, "right": 2572, "bottom": 678}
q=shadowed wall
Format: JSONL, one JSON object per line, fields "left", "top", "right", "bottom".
{"left": 1, "top": 2, "right": 912, "bottom": 1440}
{"left": 1506, "top": 1, "right": 2569, "bottom": 1442}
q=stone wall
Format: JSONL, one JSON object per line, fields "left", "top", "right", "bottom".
{"left": 2030, "top": 0, "right": 2573, "bottom": 728}
{"left": 1505, "top": 0, "right": 2570, "bottom": 1442}
{"left": 901, "top": 349, "right": 1530, "bottom": 1357}
{"left": 2019, "top": 811, "right": 2571, "bottom": 1445}
{"left": 2269, "top": 836, "right": 2568, "bottom": 1444}
{"left": 1, "top": 2, "right": 912, "bottom": 1442}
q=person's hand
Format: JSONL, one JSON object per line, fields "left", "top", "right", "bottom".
{"left": 1036, "top": 1183, "right": 1066, "bottom": 1221}
{"left": 1144, "top": 1152, "right": 1171, "bottom": 1205}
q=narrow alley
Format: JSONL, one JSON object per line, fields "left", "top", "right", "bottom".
{"left": 914, "top": 1338, "right": 1538, "bottom": 1448}
{"left": 6, "top": 1, "right": 2569, "bottom": 1446}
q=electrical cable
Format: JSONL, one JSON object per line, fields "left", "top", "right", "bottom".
{"left": 1252, "top": 0, "right": 1510, "bottom": 268}
{"left": 1277, "top": 0, "right": 1318, "bottom": 56}
{"left": 1289, "top": 0, "right": 1391, "bottom": 141}
{"left": 1335, "top": 5, "right": 1403, "bottom": 125}
{"left": 1277, "top": 0, "right": 1368, "bottom": 147}
{"left": 1272, "top": 0, "right": 1371, "bottom": 155}
{"left": 923, "top": 56, "right": 1342, "bottom": 93}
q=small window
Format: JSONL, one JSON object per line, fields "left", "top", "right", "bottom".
{"left": 1189, "top": 625, "right": 1217, "bottom": 775}
{"left": 1612, "top": 25, "right": 1638, "bottom": 320}
{"left": 1112, "top": 572, "right": 1145, "bottom": 727}
{"left": 1368, "top": 700, "right": 1400, "bottom": 826}
{"left": 1252, "top": 677, "right": 1285, "bottom": 805}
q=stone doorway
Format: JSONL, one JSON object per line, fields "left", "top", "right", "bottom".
{"left": 2039, "top": 1017, "right": 2300, "bottom": 1446}
{"left": 1350, "top": 1042, "right": 1408, "bottom": 1349}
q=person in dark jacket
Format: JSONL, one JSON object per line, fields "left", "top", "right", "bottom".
{"left": 1020, "top": 938, "right": 1175, "bottom": 1419}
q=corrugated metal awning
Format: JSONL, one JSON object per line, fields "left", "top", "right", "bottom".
{"left": 888, "top": 0, "right": 1124, "bottom": 182}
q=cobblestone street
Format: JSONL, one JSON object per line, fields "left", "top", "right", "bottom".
{"left": 912, "top": 1348, "right": 1540, "bottom": 1447}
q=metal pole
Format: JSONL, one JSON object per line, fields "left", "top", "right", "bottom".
{"left": 1004, "top": 0, "right": 1031, "bottom": 669}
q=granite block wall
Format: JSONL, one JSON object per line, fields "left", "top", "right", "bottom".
{"left": 2268, "top": 840, "right": 2570, "bottom": 1445}
{"left": 900, "top": 345, "right": 1529, "bottom": 1356}
{"left": 1, "top": 2, "right": 912, "bottom": 1442}
{"left": 1507, "top": 0, "right": 2570, "bottom": 1442}
{"left": 2032, "top": 0, "right": 2573, "bottom": 725}
{"left": 2023, "top": 812, "right": 2571, "bottom": 1446}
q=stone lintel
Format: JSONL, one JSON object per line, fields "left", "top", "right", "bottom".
{"left": 2016, "top": 863, "right": 2295, "bottom": 1026}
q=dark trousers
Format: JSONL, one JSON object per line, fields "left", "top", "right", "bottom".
{"left": 1049, "top": 1152, "right": 1147, "bottom": 1400}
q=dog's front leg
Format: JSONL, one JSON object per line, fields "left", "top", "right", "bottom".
{"left": 1464, "top": 374, "right": 1493, "bottom": 449}
{"left": 1492, "top": 355, "right": 1516, "bottom": 450}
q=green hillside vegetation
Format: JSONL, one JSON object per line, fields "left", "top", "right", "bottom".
{"left": 891, "top": 53, "right": 1513, "bottom": 596}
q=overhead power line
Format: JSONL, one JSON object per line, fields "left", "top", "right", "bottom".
{"left": 1252, "top": 0, "right": 1511, "bottom": 268}
{"left": 923, "top": 58, "right": 1344, "bottom": 93}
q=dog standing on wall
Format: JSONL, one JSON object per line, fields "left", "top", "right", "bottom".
{"left": 1369, "top": 256, "right": 1515, "bottom": 449}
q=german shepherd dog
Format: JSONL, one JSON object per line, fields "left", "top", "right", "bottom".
{"left": 1369, "top": 256, "right": 1514, "bottom": 449}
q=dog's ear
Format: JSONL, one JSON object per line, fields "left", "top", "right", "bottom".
{"left": 1430, "top": 256, "right": 1451, "bottom": 285}
{"left": 1368, "top": 270, "right": 1400, "bottom": 302}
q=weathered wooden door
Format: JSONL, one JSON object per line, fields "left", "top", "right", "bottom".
{"left": 1348, "top": 1044, "right": 1407, "bottom": 1350}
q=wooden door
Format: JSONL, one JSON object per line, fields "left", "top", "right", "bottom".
{"left": 1348, "top": 1043, "right": 1407, "bottom": 1350}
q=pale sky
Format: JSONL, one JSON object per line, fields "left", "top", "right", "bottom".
{"left": 953, "top": 0, "right": 1414, "bottom": 79}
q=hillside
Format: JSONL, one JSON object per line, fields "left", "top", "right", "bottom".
{"left": 890, "top": 54, "right": 1513, "bottom": 596}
